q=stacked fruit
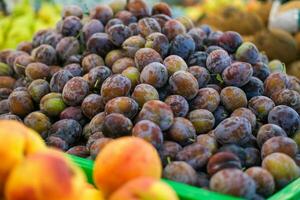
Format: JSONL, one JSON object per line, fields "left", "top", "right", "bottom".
{"left": 0, "top": 0, "right": 300, "bottom": 199}
{"left": 0, "top": 120, "right": 177, "bottom": 200}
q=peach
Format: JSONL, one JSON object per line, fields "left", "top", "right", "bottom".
{"left": 5, "top": 149, "right": 87, "bottom": 200}
{"left": 109, "top": 177, "right": 178, "bottom": 200}
{"left": 93, "top": 137, "right": 162, "bottom": 196}
{"left": 81, "top": 185, "right": 105, "bottom": 200}
{"left": 0, "top": 120, "right": 46, "bottom": 194}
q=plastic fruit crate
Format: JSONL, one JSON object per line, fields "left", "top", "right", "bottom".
{"left": 69, "top": 155, "right": 300, "bottom": 200}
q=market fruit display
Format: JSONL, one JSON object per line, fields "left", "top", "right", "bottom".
{"left": 93, "top": 137, "right": 162, "bottom": 196}
{"left": 0, "top": 0, "right": 300, "bottom": 199}
{"left": 0, "top": 120, "right": 177, "bottom": 200}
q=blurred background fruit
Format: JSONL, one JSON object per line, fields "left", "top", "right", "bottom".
{"left": 0, "top": 0, "right": 300, "bottom": 199}
{"left": 0, "top": 0, "right": 61, "bottom": 49}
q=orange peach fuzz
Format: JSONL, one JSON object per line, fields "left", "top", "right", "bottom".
{"left": 0, "top": 120, "right": 46, "bottom": 194}
{"left": 108, "top": 177, "right": 179, "bottom": 200}
{"left": 4, "top": 149, "right": 87, "bottom": 200}
{"left": 93, "top": 137, "right": 162, "bottom": 196}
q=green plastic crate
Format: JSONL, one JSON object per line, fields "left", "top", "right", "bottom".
{"left": 69, "top": 155, "right": 300, "bottom": 200}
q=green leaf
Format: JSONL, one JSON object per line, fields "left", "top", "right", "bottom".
{"left": 216, "top": 74, "right": 224, "bottom": 83}
{"left": 282, "top": 62, "right": 286, "bottom": 74}
{"left": 167, "top": 156, "right": 172, "bottom": 165}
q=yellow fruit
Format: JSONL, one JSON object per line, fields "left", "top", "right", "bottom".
{"left": 109, "top": 177, "right": 179, "bottom": 200}
{"left": 81, "top": 186, "right": 105, "bottom": 200}
{"left": 5, "top": 149, "right": 87, "bottom": 200}
{"left": 0, "top": 120, "right": 46, "bottom": 194}
{"left": 252, "top": 29, "right": 298, "bottom": 64}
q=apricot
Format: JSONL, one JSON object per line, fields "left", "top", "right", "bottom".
{"left": 81, "top": 185, "right": 105, "bottom": 200}
{"left": 109, "top": 177, "right": 178, "bottom": 200}
{"left": 0, "top": 120, "right": 45, "bottom": 194}
{"left": 93, "top": 137, "right": 162, "bottom": 196}
{"left": 5, "top": 149, "right": 86, "bottom": 200}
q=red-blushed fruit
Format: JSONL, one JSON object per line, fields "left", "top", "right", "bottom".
{"left": 4, "top": 149, "right": 87, "bottom": 200}
{"left": 109, "top": 177, "right": 178, "bottom": 200}
{"left": 93, "top": 137, "right": 162, "bottom": 197}
{"left": 0, "top": 120, "right": 46, "bottom": 193}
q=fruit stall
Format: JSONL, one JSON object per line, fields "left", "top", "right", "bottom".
{"left": 0, "top": 0, "right": 300, "bottom": 200}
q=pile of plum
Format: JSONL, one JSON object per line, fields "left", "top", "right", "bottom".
{"left": 0, "top": 1, "right": 300, "bottom": 199}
